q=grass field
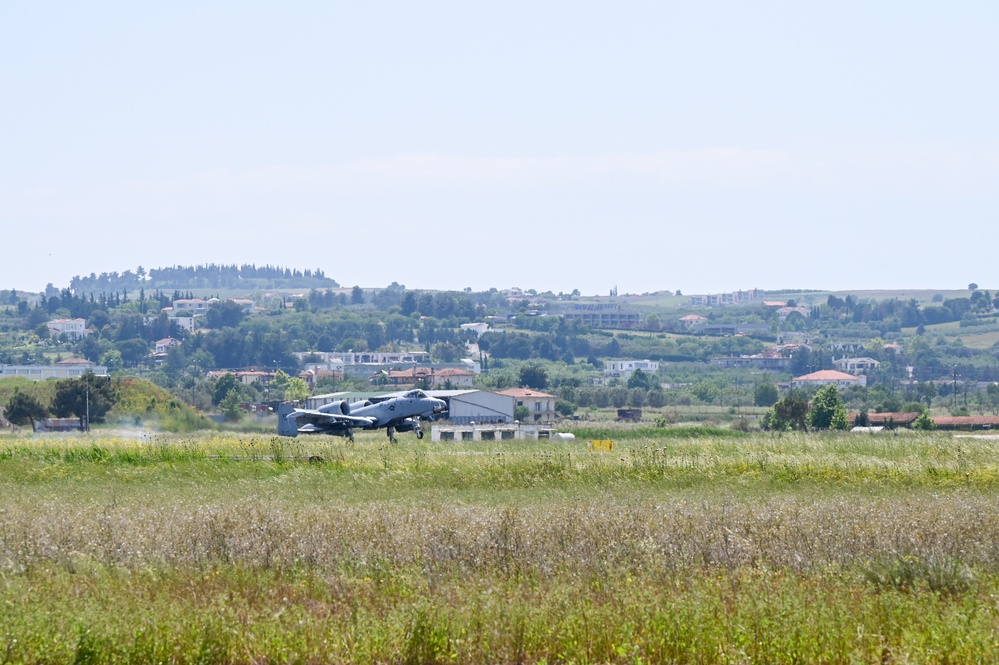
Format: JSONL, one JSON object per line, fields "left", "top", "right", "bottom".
{"left": 2, "top": 430, "right": 999, "bottom": 663}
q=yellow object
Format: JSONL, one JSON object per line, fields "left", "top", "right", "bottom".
{"left": 588, "top": 439, "right": 614, "bottom": 452}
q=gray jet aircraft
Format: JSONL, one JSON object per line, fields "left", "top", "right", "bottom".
{"left": 283, "top": 389, "right": 447, "bottom": 442}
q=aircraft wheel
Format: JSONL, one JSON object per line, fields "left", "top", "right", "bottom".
{"left": 416, "top": 429, "right": 424, "bottom": 439}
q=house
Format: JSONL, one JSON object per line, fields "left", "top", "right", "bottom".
{"left": 170, "top": 299, "right": 216, "bottom": 315}
{"left": 431, "top": 367, "right": 476, "bottom": 388}
{"left": 604, "top": 359, "right": 660, "bottom": 381}
{"left": 298, "top": 367, "right": 344, "bottom": 389}
{"left": 229, "top": 298, "right": 257, "bottom": 313}
{"left": 832, "top": 357, "right": 881, "bottom": 375}
{"left": 383, "top": 367, "right": 434, "bottom": 386}
{"left": 497, "top": 388, "right": 557, "bottom": 423}
{"left": 791, "top": 370, "right": 867, "bottom": 389}
{"left": 154, "top": 338, "right": 182, "bottom": 355}
{"left": 678, "top": 314, "right": 707, "bottom": 329}
{"left": 47, "top": 318, "right": 89, "bottom": 340}
{"left": 776, "top": 306, "right": 810, "bottom": 321}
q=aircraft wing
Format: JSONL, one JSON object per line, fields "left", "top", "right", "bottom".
{"left": 286, "top": 408, "right": 375, "bottom": 428}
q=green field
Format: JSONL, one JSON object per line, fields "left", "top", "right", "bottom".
{"left": 2, "top": 430, "right": 999, "bottom": 663}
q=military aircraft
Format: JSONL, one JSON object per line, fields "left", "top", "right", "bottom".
{"left": 283, "top": 389, "right": 447, "bottom": 442}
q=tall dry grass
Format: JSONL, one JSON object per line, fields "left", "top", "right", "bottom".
{"left": 2, "top": 430, "right": 999, "bottom": 662}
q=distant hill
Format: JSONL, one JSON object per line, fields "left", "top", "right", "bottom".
{"left": 69, "top": 264, "right": 338, "bottom": 294}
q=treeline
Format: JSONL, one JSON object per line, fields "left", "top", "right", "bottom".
{"left": 814, "top": 293, "right": 997, "bottom": 332}
{"left": 69, "top": 264, "right": 337, "bottom": 294}
{"left": 479, "top": 326, "right": 767, "bottom": 364}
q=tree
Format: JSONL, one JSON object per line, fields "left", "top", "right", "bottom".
{"left": 969, "top": 283, "right": 979, "bottom": 291}
{"left": 514, "top": 405, "right": 531, "bottom": 421}
{"left": 627, "top": 368, "right": 653, "bottom": 390}
{"left": 555, "top": 399, "right": 576, "bottom": 417}
{"left": 754, "top": 382, "right": 779, "bottom": 407}
{"left": 283, "top": 377, "right": 311, "bottom": 402}
{"left": 212, "top": 373, "right": 241, "bottom": 406}
{"left": 219, "top": 388, "right": 243, "bottom": 421}
{"left": 914, "top": 410, "right": 936, "bottom": 430}
{"left": 518, "top": 364, "right": 549, "bottom": 390}
{"left": 351, "top": 286, "right": 364, "bottom": 305}
{"left": 5, "top": 390, "right": 48, "bottom": 431}
{"left": 204, "top": 301, "right": 246, "bottom": 328}
{"left": 51, "top": 371, "right": 118, "bottom": 430}
{"left": 763, "top": 395, "right": 810, "bottom": 432}
{"left": 647, "top": 388, "right": 667, "bottom": 408}
{"left": 809, "top": 385, "right": 848, "bottom": 430}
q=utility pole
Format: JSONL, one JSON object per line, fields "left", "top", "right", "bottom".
{"left": 953, "top": 366, "right": 958, "bottom": 409}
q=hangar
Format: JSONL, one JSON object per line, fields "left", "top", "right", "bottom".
{"left": 428, "top": 390, "right": 515, "bottom": 425}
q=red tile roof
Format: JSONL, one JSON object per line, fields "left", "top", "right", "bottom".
{"left": 934, "top": 416, "right": 999, "bottom": 427}
{"left": 794, "top": 370, "right": 859, "bottom": 381}
{"left": 849, "top": 412, "right": 920, "bottom": 425}
{"left": 498, "top": 388, "right": 555, "bottom": 398}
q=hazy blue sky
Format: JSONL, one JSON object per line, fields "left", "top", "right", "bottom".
{"left": 2, "top": 2, "right": 996, "bottom": 296}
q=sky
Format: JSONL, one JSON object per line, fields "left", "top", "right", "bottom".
{"left": 2, "top": 2, "right": 997, "bottom": 296}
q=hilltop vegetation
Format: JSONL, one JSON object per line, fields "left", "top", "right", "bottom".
{"left": 67, "top": 263, "right": 337, "bottom": 294}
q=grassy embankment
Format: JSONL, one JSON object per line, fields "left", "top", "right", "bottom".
{"left": 2, "top": 430, "right": 999, "bottom": 662}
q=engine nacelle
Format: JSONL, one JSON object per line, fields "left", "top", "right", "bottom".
{"left": 317, "top": 400, "right": 350, "bottom": 415}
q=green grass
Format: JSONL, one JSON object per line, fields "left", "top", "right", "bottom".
{"left": 3, "top": 430, "right": 999, "bottom": 662}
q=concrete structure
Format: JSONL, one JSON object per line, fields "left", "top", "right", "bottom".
{"left": 791, "top": 370, "right": 867, "bottom": 389}
{"left": 294, "top": 350, "right": 431, "bottom": 365}
{"left": 47, "top": 318, "right": 89, "bottom": 340}
{"left": 833, "top": 357, "right": 881, "bottom": 375}
{"left": 711, "top": 354, "right": 792, "bottom": 370}
{"left": 497, "top": 388, "right": 557, "bottom": 423}
{"left": 0, "top": 364, "right": 108, "bottom": 380}
{"left": 688, "top": 289, "right": 766, "bottom": 307}
{"left": 431, "top": 422, "right": 554, "bottom": 442}
{"left": 560, "top": 309, "right": 641, "bottom": 328}
{"left": 700, "top": 323, "right": 770, "bottom": 335}
{"left": 205, "top": 370, "right": 276, "bottom": 386}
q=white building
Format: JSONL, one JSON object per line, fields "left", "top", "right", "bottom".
{"left": 47, "top": 318, "right": 89, "bottom": 340}
{"left": 832, "top": 357, "right": 881, "bottom": 375}
{"left": 497, "top": 388, "right": 557, "bottom": 423}
{"left": 460, "top": 322, "right": 490, "bottom": 337}
{"left": 604, "top": 359, "right": 660, "bottom": 380}
{"left": 0, "top": 364, "right": 108, "bottom": 380}
{"left": 790, "top": 370, "right": 867, "bottom": 389}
